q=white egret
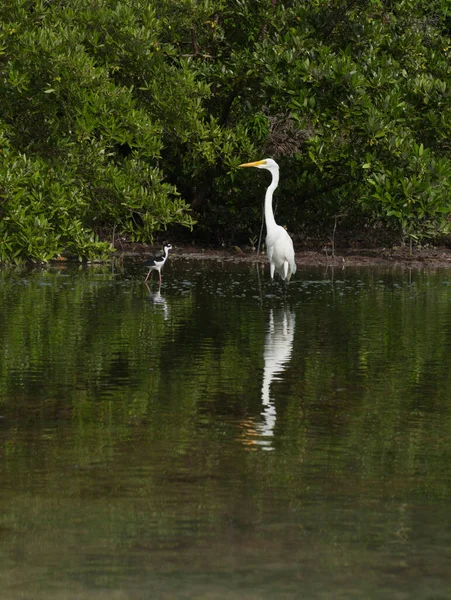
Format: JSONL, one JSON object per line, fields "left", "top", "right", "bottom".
{"left": 239, "top": 159, "right": 296, "bottom": 282}
{"left": 144, "top": 244, "right": 172, "bottom": 284}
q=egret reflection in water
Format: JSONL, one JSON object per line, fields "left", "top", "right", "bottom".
{"left": 256, "top": 307, "right": 296, "bottom": 449}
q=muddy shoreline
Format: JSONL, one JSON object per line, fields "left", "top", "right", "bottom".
{"left": 118, "top": 243, "right": 451, "bottom": 269}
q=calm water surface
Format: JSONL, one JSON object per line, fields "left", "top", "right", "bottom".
{"left": 1, "top": 258, "right": 451, "bottom": 599}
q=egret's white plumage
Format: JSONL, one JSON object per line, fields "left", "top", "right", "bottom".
{"left": 239, "top": 158, "right": 296, "bottom": 282}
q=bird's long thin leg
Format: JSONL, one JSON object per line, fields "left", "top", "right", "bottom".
{"left": 283, "top": 261, "right": 289, "bottom": 280}
{"left": 159, "top": 271, "right": 162, "bottom": 284}
{"left": 145, "top": 270, "right": 152, "bottom": 283}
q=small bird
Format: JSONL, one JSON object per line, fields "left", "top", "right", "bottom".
{"left": 239, "top": 159, "right": 296, "bottom": 282}
{"left": 144, "top": 244, "right": 172, "bottom": 284}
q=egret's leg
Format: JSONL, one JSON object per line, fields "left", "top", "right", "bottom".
{"left": 283, "top": 261, "right": 289, "bottom": 281}
{"left": 270, "top": 262, "right": 275, "bottom": 280}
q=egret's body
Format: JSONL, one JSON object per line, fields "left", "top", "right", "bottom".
{"left": 239, "top": 159, "right": 296, "bottom": 282}
{"left": 144, "top": 244, "right": 172, "bottom": 284}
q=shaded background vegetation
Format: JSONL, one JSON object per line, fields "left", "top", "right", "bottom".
{"left": 1, "top": 0, "right": 450, "bottom": 261}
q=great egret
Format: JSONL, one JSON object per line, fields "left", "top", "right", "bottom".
{"left": 239, "top": 159, "right": 296, "bottom": 282}
{"left": 144, "top": 244, "right": 172, "bottom": 284}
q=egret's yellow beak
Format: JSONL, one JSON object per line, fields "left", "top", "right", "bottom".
{"left": 238, "top": 160, "right": 267, "bottom": 168}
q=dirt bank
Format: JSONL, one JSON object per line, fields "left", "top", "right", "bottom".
{"left": 118, "top": 242, "right": 451, "bottom": 269}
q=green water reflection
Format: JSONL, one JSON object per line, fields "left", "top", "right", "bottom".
{"left": 1, "top": 260, "right": 451, "bottom": 599}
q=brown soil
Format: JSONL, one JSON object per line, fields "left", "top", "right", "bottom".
{"left": 118, "top": 242, "right": 451, "bottom": 269}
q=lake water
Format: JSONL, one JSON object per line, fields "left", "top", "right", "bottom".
{"left": 1, "top": 257, "right": 451, "bottom": 599}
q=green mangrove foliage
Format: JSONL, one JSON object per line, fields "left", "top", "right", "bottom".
{"left": 1, "top": 0, "right": 450, "bottom": 260}
{"left": 160, "top": 0, "right": 451, "bottom": 241}
{"left": 0, "top": 0, "right": 196, "bottom": 262}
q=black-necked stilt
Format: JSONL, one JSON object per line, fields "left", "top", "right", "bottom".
{"left": 144, "top": 244, "right": 172, "bottom": 284}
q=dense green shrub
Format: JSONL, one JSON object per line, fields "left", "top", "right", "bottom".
{"left": 0, "top": 0, "right": 450, "bottom": 260}
{"left": 0, "top": 0, "right": 195, "bottom": 262}
{"left": 174, "top": 0, "right": 451, "bottom": 242}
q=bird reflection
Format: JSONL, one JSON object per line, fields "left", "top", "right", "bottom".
{"left": 145, "top": 282, "right": 169, "bottom": 320}
{"left": 257, "top": 307, "right": 296, "bottom": 449}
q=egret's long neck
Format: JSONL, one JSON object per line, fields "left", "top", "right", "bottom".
{"left": 264, "top": 168, "right": 279, "bottom": 230}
